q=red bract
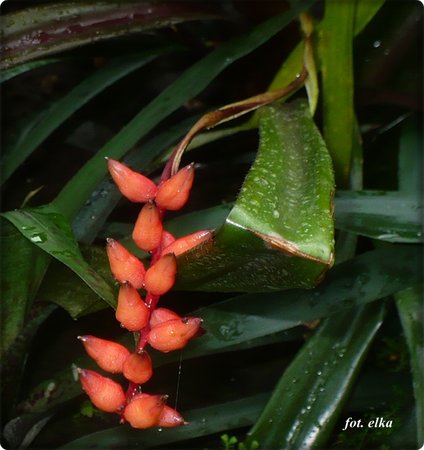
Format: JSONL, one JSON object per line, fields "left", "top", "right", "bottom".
{"left": 148, "top": 317, "right": 203, "bottom": 352}
{"left": 116, "top": 283, "right": 149, "bottom": 331}
{"left": 79, "top": 158, "right": 203, "bottom": 429}
{"left": 144, "top": 253, "right": 177, "bottom": 295}
{"left": 161, "top": 229, "right": 213, "bottom": 257}
{"left": 123, "top": 393, "right": 167, "bottom": 429}
{"left": 107, "top": 158, "right": 157, "bottom": 203}
{"left": 78, "top": 368, "right": 126, "bottom": 413}
{"left": 155, "top": 163, "right": 194, "bottom": 211}
{"left": 150, "top": 307, "right": 181, "bottom": 328}
{"left": 158, "top": 405, "right": 186, "bottom": 427}
{"left": 106, "top": 238, "right": 145, "bottom": 289}
{"left": 133, "top": 201, "right": 163, "bottom": 251}
{"left": 123, "top": 351, "right": 153, "bottom": 384}
{"left": 78, "top": 335, "right": 130, "bottom": 373}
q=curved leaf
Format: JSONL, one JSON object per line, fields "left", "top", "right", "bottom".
{"left": 245, "top": 303, "right": 385, "bottom": 449}
{"left": 1, "top": 1, "right": 220, "bottom": 69}
{"left": 176, "top": 100, "right": 335, "bottom": 292}
{"left": 395, "top": 286, "right": 424, "bottom": 447}
{"left": 1, "top": 204, "right": 115, "bottom": 308}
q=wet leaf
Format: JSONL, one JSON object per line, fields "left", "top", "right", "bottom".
{"left": 395, "top": 286, "right": 424, "bottom": 447}
{"left": 245, "top": 303, "right": 385, "bottom": 449}
{"left": 176, "top": 100, "right": 335, "bottom": 292}
{"left": 2, "top": 204, "right": 115, "bottom": 309}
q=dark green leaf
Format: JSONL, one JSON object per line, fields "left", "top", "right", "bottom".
{"left": 0, "top": 58, "right": 60, "bottom": 83}
{"left": 1, "top": 1, "right": 219, "bottom": 69}
{"left": 2, "top": 49, "right": 171, "bottom": 182}
{"left": 176, "top": 100, "right": 334, "bottom": 292}
{"left": 398, "top": 117, "right": 422, "bottom": 195}
{"left": 395, "top": 286, "right": 424, "bottom": 447}
{"left": 335, "top": 191, "right": 423, "bottom": 243}
{"left": 59, "top": 394, "right": 268, "bottom": 449}
{"left": 0, "top": 219, "right": 50, "bottom": 356}
{"left": 2, "top": 204, "right": 115, "bottom": 310}
{"left": 54, "top": 0, "right": 316, "bottom": 220}
{"left": 245, "top": 303, "right": 385, "bottom": 449}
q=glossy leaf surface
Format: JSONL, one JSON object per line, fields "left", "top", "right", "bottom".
{"left": 176, "top": 100, "right": 335, "bottom": 292}
{"left": 2, "top": 205, "right": 115, "bottom": 308}
{"left": 246, "top": 303, "right": 384, "bottom": 449}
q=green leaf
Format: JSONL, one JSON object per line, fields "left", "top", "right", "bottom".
{"left": 318, "top": 0, "right": 356, "bottom": 186}
{"left": 2, "top": 204, "right": 115, "bottom": 309}
{"left": 54, "top": 0, "right": 316, "bottom": 220}
{"left": 1, "top": 1, "right": 219, "bottom": 69}
{"left": 176, "top": 100, "right": 334, "bottom": 292}
{"left": 0, "top": 58, "right": 60, "bottom": 83}
{"left": 395, "top": 286, "right": 424, "bottom": 447}
{"left": 59, "top": 393, "right": 269, "bottom": 449}
{"left": 2, "top": 49, "right": 170, "bottom": 183}
{"left": 0, "top": 219, "right": 50, "bottom": 356}
{"left": 335, "top": 191, "right": 423, "bottom": 243}
{"left": 36, "top": 245, "right": 116, "bottom": 318}
{"left": 245, "top": 303, "right": 385, "bottom": 449}
{"left": 398, "top": 117, "right": 422, "bottom": 195}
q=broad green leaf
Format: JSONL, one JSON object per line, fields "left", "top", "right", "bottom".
{"left": 1, "top": 1, "right": 219, "bottom": 69}
{"left": 19, "top": 245, "right": 421, "bottom": 416}
{"left": 0, "top": 58, "right": 60, "bottom": 83}
{"left": 0, "top": 219, "right": 50, "bottom": 356}
{"left": 335, "top": 191, "right": 423, "bottom": 243}
{"left": 176, "top": 100, "right": 334, "bottom": 292}
{"left": 59, "top": 393, "right": 269, "bottom": 449}
{"left": 395, "top": 286, "right": 424, "bottom": 447}
{"left": 54, "top": 0, "right": 316, "bottom": 220}
{"left": 2, "top": 204, "right": 115, "bottom": 308}
{"left": 246, "top": 303, "right": 385, "bottom": 449}
{"left": 2, "top": 49, "right": 171, "bottom": 183}
{"left": 318, "top": 0, "right": 355, "bottom": 186}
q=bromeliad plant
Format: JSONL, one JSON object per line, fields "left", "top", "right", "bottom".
{"left": 78, "top": 158, "right": 207, "bottom": 428}
{"left": 1, "top": 1, "right": 422, "bottom": 449}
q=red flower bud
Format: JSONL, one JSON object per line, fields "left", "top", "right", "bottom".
{"left": 150, "top": 307, "right": 180, "bottom": 328}
{"left": 78, "top": 335, "right": 130, "bottom": 373}
{"left": 148, "top": 317, "right": 203, "bottom": 352}
{"left": 155, "top": 163, "right": 194, "bottom": 211}
{"left": 161, "top": 230, "right": 176, "bottom": 248}
{"left": 124, "top": 393, "right": 167, "bottom": 429}
{"left": 78, "top": 368, "right": 125, "bottom": 413}
{"left": 161, "top": 229, "right": 213, "bottom": 257}
{"left": 144, "top": 253, "right": 177, "bottom": 295}
{"left": 132, "top": 201, "right": 163, "bottom": 252}
{"left": 158, "top": 405, "right": 186, "bottom": 427}
{"left": 106, "top": 238, "right": 145, "bottom": 289}
{"left": 116, "top": 283, "right": 149, "bottom": 331}
{"left": 107, "top": 158, "right": 157, "bottom": 203}
{"left": 122, "top": 351, "right": 153, "bottom": 384}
